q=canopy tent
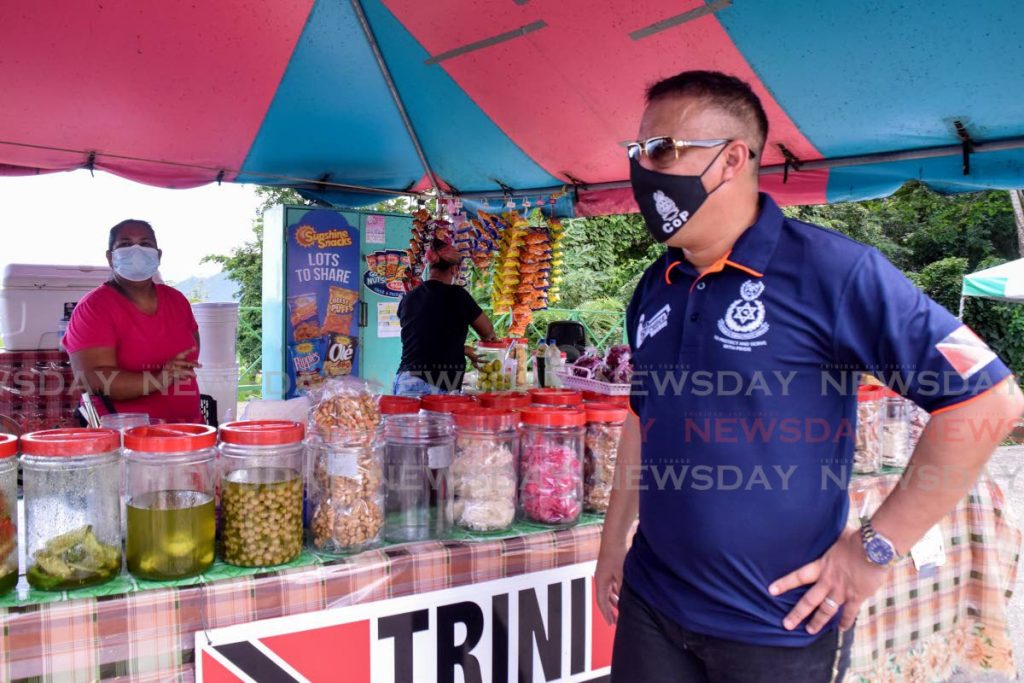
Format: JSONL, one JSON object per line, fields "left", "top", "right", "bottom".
{"left": 3, "top": 1, "right": 1024, "bottom": 215}
{"left": 959, "top": 258, "right": 1024, "bottom": 319}
{"left": 962, "top": 259, "right": 1024, "bottom": 303}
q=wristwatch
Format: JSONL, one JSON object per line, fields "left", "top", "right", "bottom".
{"left": 860, "top": 519, "right": 901, "bottom": 567}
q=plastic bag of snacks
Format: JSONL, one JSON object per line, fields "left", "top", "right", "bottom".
{"left": 306, "top": 379, "right": 385, "bottom": 553}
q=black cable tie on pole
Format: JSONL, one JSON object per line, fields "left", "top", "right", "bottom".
{"left": 85, "top": 151, "right": 96, "bottom": 177}
{"left": 317, "top": 173, "right": 332, "bottom": 194}
{"left": 954, "top": 120, "right": 973, "bottom": 176}
{"left": 777, "top": 144, "right": 802, "bottom": 185}
{"left": 216, "top": 170, "right": 225, "bottom": 186}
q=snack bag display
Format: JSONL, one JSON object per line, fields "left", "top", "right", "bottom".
{"left": 323, "top": 334, "right": 357, "bottom": 378}
{"left": 323, "top": 286, "right": 358, "bottom": 335}
{"left": 288, "top": 293, "right": 320, "bottom": 341}
{"left": 290, "top": 340, "right": 325, "bottom": 392}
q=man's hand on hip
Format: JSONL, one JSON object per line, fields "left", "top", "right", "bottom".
{"left": 769, "top": 527, "right": 889, "bottom": 634}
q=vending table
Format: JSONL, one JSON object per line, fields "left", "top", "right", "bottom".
{"left": 0, "top": 477, "right": 1018, "bottom": 682}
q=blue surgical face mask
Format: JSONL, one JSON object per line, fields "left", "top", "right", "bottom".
{"left": 111, "top": 245, "right": 160, "bottom": 282}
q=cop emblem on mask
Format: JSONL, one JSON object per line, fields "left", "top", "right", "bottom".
{"left": 718, "top": 280, "right": 769, "bottom": 341}
{"left": 653, "top": 191, "right": 690, "bottom": 234}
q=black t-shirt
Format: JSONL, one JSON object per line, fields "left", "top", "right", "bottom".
{"left": 397, "top": 280, "right": 482, "bottom": 390}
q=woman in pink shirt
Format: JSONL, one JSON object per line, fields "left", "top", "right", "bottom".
{"left": 64, "top": 219, "right": 203, "bottom": 423}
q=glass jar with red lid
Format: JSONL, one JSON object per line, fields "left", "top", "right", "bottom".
{"left": 420, "top": 394, "right": 476, "bottom": 415}
{"left": 124, "top": 424, "right": 217, "bottom": 580}
{"left": 451, "top": 406, "right": 518, "bottom": 532}
{"left": 583, "top": 403, "right": 627, "bottom": 513}
{"left": 477, "top": 391, "right": 532, "bottom": 412}
{"left": 518, "top": 406, "right": 586, "bottom": 527}
{"left": 218, "top": 420, "right": 305, "bottom": 567}
{"left": 0, "top": 434, "right": 18, "bottom": 595}
{"left": 528, "top": 388, "right": 583, "bottom": 408}
{"left": 21, "top": 428, "right": 123, "bottom": 590}
{"left": 379, "top": 395, "right": 422, "bottom": 417}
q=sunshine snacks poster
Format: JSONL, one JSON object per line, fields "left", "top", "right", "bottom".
{"left": 285, "top": 210, "right": 361, "bottom": 396}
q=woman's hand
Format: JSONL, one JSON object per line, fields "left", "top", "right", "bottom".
{"left": 157, "top": 346, "right": 200, "bottom": 391}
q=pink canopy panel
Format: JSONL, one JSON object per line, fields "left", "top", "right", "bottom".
{"left": 2, "top": 0, "right": 1023, "bottom": 215}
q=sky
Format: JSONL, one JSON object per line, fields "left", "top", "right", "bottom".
{"left": 0, "top": 170, "right": 263, "bottom": 283}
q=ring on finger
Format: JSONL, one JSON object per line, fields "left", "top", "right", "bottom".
{"left": 822, "top": 596, "right": 841, "bottom": 611}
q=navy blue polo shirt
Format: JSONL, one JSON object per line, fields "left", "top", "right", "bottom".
{"left": 623, "top": 193, "right": 1011, "bottom": 647}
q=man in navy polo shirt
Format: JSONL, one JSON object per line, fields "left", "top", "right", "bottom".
{"left": 595, "top": 70, "right": 1023, "bottom": 682}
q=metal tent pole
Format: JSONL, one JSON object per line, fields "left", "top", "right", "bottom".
{"left": 350, "top": 0, "right": 442, "bottom": 194}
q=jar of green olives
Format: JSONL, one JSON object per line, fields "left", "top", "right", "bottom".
{"left": 218, "top": 420, "right": 305, "bottom": 567}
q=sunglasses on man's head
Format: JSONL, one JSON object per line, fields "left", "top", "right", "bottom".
{"left": 625, "top": 137, "right": 757, "bottom": 167}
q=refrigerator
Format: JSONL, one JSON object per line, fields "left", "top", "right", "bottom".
{"left": 261, "top": 205, "right": 413, "bottom": 399}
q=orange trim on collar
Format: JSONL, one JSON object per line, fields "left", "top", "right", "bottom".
{"left": 689, "top": 252, "right": 730, "bottom": 292}
{"left": 664, "top": 261, "right": 682, "bottom": 285}
{"left": 725, "top": 260, "right": 764, "bottom": 278}
{"left": 664, "top": 251, "right": 765, "bottom": 287}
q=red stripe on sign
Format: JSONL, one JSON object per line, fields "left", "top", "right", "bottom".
{"left": 200, "top": 650, "right": 247, "bottom": 683}
{"left": 591, "top": 577, "right": 616, "bottom": 670}
{"left": 259, "top": 620, "right": 372, "bottom": 683}
{"left": 383, "top": 0, "right": 822, "bottom": 189}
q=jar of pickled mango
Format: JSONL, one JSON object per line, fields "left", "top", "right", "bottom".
{"left": 21, "top": 428, "right": 123, "bottom": 590}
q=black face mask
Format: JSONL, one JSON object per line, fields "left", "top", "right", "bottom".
{"left": 630, "top": 147, "right": 727, "bottom": 243}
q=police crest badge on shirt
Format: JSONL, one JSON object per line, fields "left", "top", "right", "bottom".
{"left": 715, "top": 280, "right": 770, "bottom": 352}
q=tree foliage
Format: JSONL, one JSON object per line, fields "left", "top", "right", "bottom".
{"left": 203, "top": 187, "right": 311, "bottom": 373}
{"left": 211, "top": 180, "right": 1024, "bottom": 380}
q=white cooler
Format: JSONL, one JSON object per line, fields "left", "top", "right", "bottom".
{"left": 0, "top": 264, "right": 110, "bottom": 350}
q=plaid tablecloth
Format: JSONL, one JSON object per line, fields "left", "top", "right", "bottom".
{"left": 845, "top": 474, "right": 1021, "bottom": 682}
{"left": 0, "top": 478, "right": 1017, "bottom": 682}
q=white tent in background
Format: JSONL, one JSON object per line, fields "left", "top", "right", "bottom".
{"left": 959, "top": 258, "right": 1024, "bottom": 318}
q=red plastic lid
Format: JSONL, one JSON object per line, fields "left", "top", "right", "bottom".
{"left": 477, "top": 391, "right": 532, "bottom": 410}
{"left": 478, "top": 340, "right": 511, "bottom": 348}
{"left": 585, "top": 403, "right": 628, "bottom": 423}
{"left": 124, "top": 424, "right": 217, "bottom": 452}
{"left": 857, "top": 385, "right": 887, "bottom": 402}
{"left": 502, "top": 337, "right": 529, "bottom": 345}
{"left": 452, "top": 406, "right": 518, "bottom": 431}
{"left": 21, "top": 428, "right": 121, "bottom": 457}
{"left": 529, "top": 388, "right": 583, "bottom": 406}
{"left": 0, "top": 434, "right": 16, "bottom": 458}
{"left": 582, "top": 391, "right": 629, "bottom": 406}
{"left": 379, "top": 395, "right": 422, "bottom": 415}
{"left": 420, "top": 394, "right": 476, "bottom": 413}
{"left": 520, "top": 406, "right": 587, "bottom": 428}
{"left": 219, "top": 420, "right": 304, "bottom": 446}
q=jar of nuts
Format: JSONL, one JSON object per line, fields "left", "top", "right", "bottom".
{"left": 306, "top": 379, "right": 386, "bottom": 553}
{"left": 583, "top": 403, "right": 626, "bottom": 514}
{"left": 218, "top": 421, "right": 306, "bottom": 567}
{"left": 308, "top": 429, "right": 385, "bottom": 553}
